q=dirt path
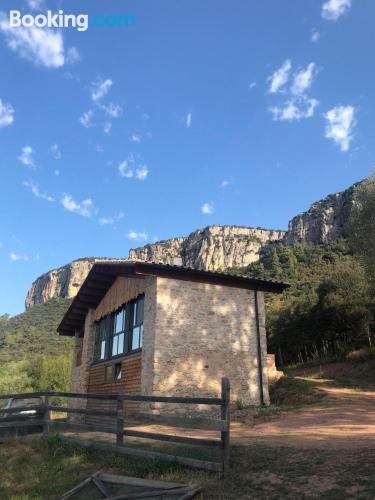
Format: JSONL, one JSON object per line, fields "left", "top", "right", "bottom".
{"left": 231, "top": 380, "right": 375, "bottom": 448}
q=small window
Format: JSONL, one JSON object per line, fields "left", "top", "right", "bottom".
{"left": 114, "top": 363, "right": 122, "bottom": 381}
{"left": 105, "top": 365, "right": 113, "bottom": 383}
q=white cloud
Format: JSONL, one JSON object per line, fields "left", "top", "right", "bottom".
{"left": 118, "top": 159, "right": 134, "bottom": 178}
{"left": 135, "top": 165, "right": 149, "bottom": 180}
{"left": 54, "top": 169, "right": 60, "bottom": 176}
{"left": 249, "top": 81, "right": 256, "bottom": 90}
{"left": 186, "top": 112, "right": 192, "bottom": 128}
{"left": 201, "top": 202, "right": 214, "bottom": 215}
{"left": 98, "top": 212, "right": 124, "bottom": 226}
{"left": 66, "top": 46, "right": 80, "bottom": 65}
{"left": 103, "top": 122, "right": 112, "bottom": 135}
{"left": 267, "top": 59, "right": 292, "bottom": 94}
{"left": 311, "top": 30, "right": 320, "bottom": 43}
{"left": 322, "top": 0, "right": 351, "bottom": 21}
{"left": 10, "top": 252, "right": 29, "bottom": 262}
{"left": 100, "top": 102, "right": 122, "bottom": 118}
{"left": 61, "top": 194, "right": 94, "bottom": 217}
{"left": 130, "top": 133, "right": 142, "bottom": 143}
{"left": 119, "top": 156, "right": 149, "bottom": 180}
{"left": 23, "top": 179, "right": 55, "bottom": 202}
{"left": 91, "top": 78, "right": 112, "bottom": 102}
{"left": 0, "top": 13, "right": 64, "bottom": 68}
{"left": 324, "top": 105, "right": 355, "bottom": 151}
{"left": 220, "top": 180, "right": 229, "bottom": 188}
{"left": 0, "top": 98, "right": 15, "bottom": 127}
{"left": 50, "top": 143, "right": 61, "bottom": 160}
{"left": 270, "top": 97, "right": 319, "bottom": 122}
{"left": 18, "top": 145, "right": 36, "bottom": 167}
{"left": 128, "top": 230, "right": 148, "bottom": 242}
{"left": 291, "top": 63, "right": 317, "bottom": 96}
{"left": 79, "top": 110, "right": 94, "bottom": 128}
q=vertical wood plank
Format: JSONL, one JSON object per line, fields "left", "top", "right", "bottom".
{"left": 116, "top": 390, "right": 124, "bottom": 445}
{"left": 220, "top": 377, "right": 230, "bottom": 475}
{"left": 43, "top": 387, "right": 51, "bottom": 438}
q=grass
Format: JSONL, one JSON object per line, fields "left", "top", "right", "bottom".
{"left": 269, "top": 375, "right": 325, "bottom": 408}
{"left": 1, "top": 435, "right": 375, "bottom": 499}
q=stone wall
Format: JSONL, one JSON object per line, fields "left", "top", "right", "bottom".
{"left": 70, "top": 309, "right": 96, "bottom": 418}
{"left": 149, "top": 277, "right": 270, "bottom": 411}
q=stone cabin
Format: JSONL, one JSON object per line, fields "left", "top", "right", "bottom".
{"left": 57, "top": 261, "right": 287, "bottom": 414}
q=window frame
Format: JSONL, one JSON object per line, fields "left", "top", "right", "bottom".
{"left": 93, "top": 294, "right": 144, "bottom": 365}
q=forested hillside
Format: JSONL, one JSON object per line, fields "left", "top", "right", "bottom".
{"left": 231, "top": 173, "right": 375, "bottom": 366}
{"left": 0, "top": 298, "right": 72, "bottom": 395}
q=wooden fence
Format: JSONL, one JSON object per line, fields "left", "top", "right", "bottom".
{"left": 0, "top": 378, "right": 230, "bottom": 474}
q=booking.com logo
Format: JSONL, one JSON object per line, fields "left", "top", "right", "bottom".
{"left": 9, "top": 10, "right": 136, "bottom": 31}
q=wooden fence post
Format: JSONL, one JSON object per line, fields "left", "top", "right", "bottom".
{"left": 220, "top": 378, "right": 230, "bottom": 474}
{"left": 116, "top": 390, "right": 124, "bottom": 446}
{"left": 43, "top": 387, "right": 51, "bottom": 438}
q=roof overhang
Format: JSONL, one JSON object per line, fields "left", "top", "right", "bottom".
{"left": 57, "top": 261, "right": 289, "bottom": 336}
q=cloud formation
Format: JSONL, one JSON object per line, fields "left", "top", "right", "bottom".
{"left": 0, "top": 13, "right": 65, "bottom": 68}
{"left": 322, "top": 0, "right": 351, "bottom": 21}
{"left": 128, "top": 230, "right": 148, "bottom": 242}
{"left": 0, "top": 98, "right": 15, "bottom": 127}
{"left": 98, "top": 212, "right": 124, "bottom": 226}
{"left": 324, "top": 105, "right": 355, "bottom": 151}
{"left": 61, "top": 194, "right": 94, "bottom": 217}
{"left": 19, "top": 145, "right": 36, "bottom": 167}
{"left": 267, "top": 59, "right": 291, "bottom": 94}
{"left": 91, "top": 78, "right": 113, "bottom": 102}
{"left": 23, "top": 179, "right": 55, "bottom": 202}
{"left": 271, "top": 97, "right": 319, "bottom": 122}
{"left": 201, "top": 202, "right": 214, "bottom": 215}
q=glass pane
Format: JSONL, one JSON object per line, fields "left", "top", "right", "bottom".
{"left": 100, "top": 320, "right": 106, "bottom": 339}
{"left": 115, "top": 310, "right": 124, "bottom": 333}
{"left": 137, "top": 296, "right": 144, "bottom": 323}
{"left": 100, "top": 340, "right": 106, "bottom": 359}
{"left": 112, "top": 335, "right": 118, "bottom": 356}
{"left": 118, "top": 333, "right": 124, "bottom": 354}
{"left": 139, "top": 324, "right": 144, "bottom": 347}
{"left": 132, "top": 326, "right": 140, "bottom": 350}
{"left": 133, "top": 302, "right": 137, "bottom": 325}
{"left": 114, "top": 363, "right": 122, "bottom": 380}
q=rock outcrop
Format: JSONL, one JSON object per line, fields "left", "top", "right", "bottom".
{"left": 129, "top": 226, "right": 285, "bottom": 270}
{"left": 25, "top": 258, "right": 124, "bottom": 309}
{"left": 25, "top": 179, "right": 362, "bottom": 308}
{"left": 283, "top": 182, "right": 360, "bottom": 245}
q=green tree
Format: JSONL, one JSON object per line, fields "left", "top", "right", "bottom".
{"left": 348, "top": 173, "right": 375, "bottom": 283}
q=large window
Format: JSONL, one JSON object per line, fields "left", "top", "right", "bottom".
{"left": 94, "top": 295, "right": 144, "bottom": 362}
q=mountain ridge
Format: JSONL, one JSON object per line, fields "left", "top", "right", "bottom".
{"left": 25, "top": 179, "right": 362, "bottom": 309}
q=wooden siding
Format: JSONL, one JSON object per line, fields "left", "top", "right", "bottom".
{"left": 94, "top": 276, "right": 146, "bottom": 322}
{"left": 86, "top": 353, "right": 142, "bottom": 425}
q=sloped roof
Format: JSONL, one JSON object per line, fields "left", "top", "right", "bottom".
{"left": 57, "top": 261, "right": 289, "bottom": 336}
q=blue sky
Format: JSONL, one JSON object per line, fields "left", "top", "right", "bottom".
{"left": 0, "top": 0, "right": 374, "bottom": 315}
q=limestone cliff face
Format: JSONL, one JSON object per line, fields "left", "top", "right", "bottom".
{"left": 283, "top": 182, "right": 359, "bottom": 245}
{"left": 25, "top": 258, "right": 124, "bottom": 309}
{"left": 25, "top": 180, "right": 362, "bottom": 309}
{"left": 129, "top": 226, "right": 286, "bottom": 271}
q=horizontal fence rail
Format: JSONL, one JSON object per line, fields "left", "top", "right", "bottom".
{"left": 0, "top": 378, "right": 231, "bottom": 474}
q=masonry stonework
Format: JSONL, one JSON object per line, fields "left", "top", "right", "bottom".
{"left": 150, "top": 277, "right": 270, "bottom": 409}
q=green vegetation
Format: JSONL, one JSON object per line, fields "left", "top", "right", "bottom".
{"left": 0, "top": 298, "right": 73, "bottom": 395}
{"left": 1, "top": 435, "right": 375, "bottom": 499}
{"left": 230, "top": 174, "right": 375, "bottom": 366}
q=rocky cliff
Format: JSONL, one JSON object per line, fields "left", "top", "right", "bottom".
{"left": 25, "top": 180, "right": 361, "bottom": 308}
{"left": 283, "top": 182, "right": 360, "bottom": 245}
{"left": 129, "top": 226, "right": 285, "bottom": 270}
{"left": 25, "top": 258, "right": 124, "bottom": 309}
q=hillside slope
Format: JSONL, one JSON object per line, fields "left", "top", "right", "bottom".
{"left": 0, "top": 298, "right": 73, "bottom": 364}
